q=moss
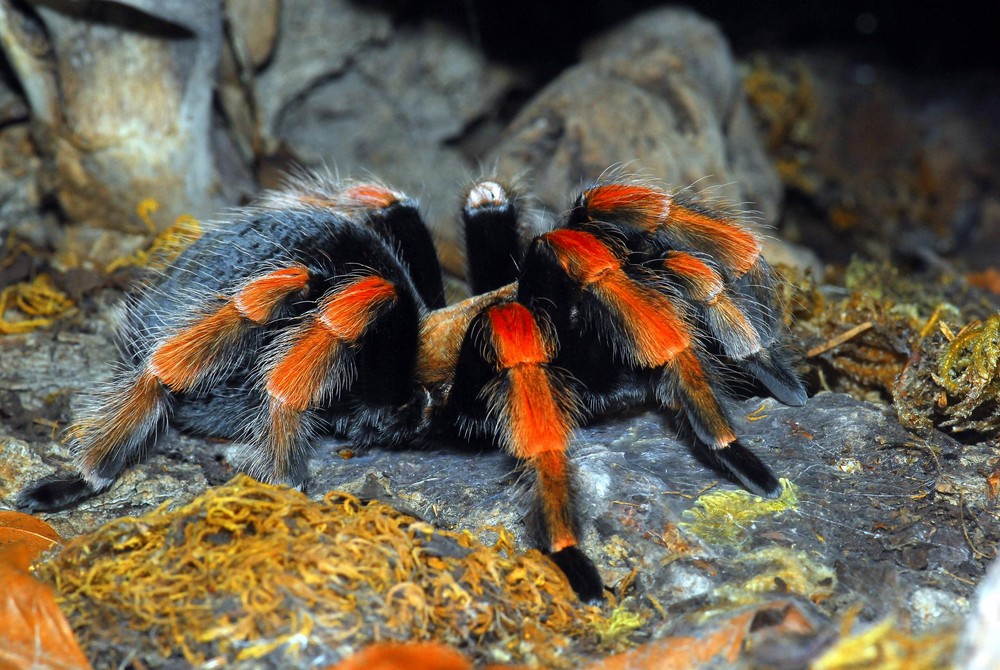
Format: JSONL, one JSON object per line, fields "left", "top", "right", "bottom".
{"left": 34, "top": 475, "right": 621, "bottom": 668}
{"left": 678, "top": 478, "right": 798, "bottom": 547}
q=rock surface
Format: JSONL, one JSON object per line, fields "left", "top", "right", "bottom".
{"left": 1, "top": 310, "right": 995, "bottom": 667}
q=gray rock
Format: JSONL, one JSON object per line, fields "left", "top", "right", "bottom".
{"left": 0, "top": 0, "right": 224, "bottom": 228}
{"left": 491, "top": 7, "right": 783, "bottom": 228}
{"left": 260, "top": 4, "right": 516, "bottom": 254}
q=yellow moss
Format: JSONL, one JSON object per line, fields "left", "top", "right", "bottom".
{"left": 34, "top": 476, "right": 617, "bottom": 668}
{"left": 812, "top": 616, "right": 958, "bottom": 670}
{"left": 106, "top": 199, "right": 201, "bottom": 273}
{"left": 0, "top": 274, "right": 75, "bottom": 334}
{"left": 679, "top": 478, "right": 798, "bottom": 546}
{"left": 931, "top": 313, "right": 1000, "bottom": 432}
{"left": 937, "top": 315, "right": 1000, "bottom": 395}
{"left": 711, "top": 546, "right": 835, "bottom": 612}
{"left": 591, "top": 603, "right": 647, "bottom": 645}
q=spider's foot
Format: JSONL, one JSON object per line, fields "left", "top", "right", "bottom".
{"left": 17, "top": 473, "right": 99, "bottom": 512}
{"left": 742, "top": 349, "right": 808, "bottom": 407}
{"left": 710, "top": 442, "right": 781, "bottom": 498}
{"left": 550, "top": 545, "right": 604, "bottom": 603}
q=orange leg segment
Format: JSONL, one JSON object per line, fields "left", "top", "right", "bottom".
{"left": 74, "top": 266, "right": 311, "bottom": 484}
{"left": 487, "top": 303, "right": 579, "bottom": 553}
{"left": 76, "top": 369, "right": 166, "bottom": 475}
{"left": 580, "top": 183, "right": 670, "bottom": 231}
{"left": 666, "top": 348, "right": 737, "bottom": 449}
{"left": 150, "top": 266, "right": 310, "bottom": 392}
{"left": 542, "top": 229, "right": 692, "bottom": 368}
{"left": 662, "top": 251, "right": 761, "bottom": 359}
{"left": 259, "top": 275, "right": 398, "bottom": 482}
{"left": 665, "top": 203, "right": 761, "bottom": 277}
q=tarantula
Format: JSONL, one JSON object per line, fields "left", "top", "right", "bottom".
{"left": 19, "top": 171, "right": 806, "bottom": 601}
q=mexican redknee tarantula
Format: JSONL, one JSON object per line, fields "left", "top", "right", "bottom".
{"left": 19, "top": 171, "right": 806, "bottom": 601}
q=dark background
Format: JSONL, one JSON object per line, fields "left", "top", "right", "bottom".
{"left": 382, "top": 0, "right": 1000, "bottom": 75}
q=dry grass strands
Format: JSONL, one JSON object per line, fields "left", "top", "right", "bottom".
{"left": 33, "top": 476, "right": 612, "bottom": 668}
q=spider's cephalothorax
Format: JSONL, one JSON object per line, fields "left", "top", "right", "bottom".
{"left": 19, "top": 172, "right": 807, "bottom": 601}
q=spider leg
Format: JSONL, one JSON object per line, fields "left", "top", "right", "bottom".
{"left": 570, "top": 182, "right": 761, "bottom": 277}
{"left": 18, "top": 266, "right": 311, "bottom": 511}
{"left": 444, "top": 301, "right": 603, "bottom": 601}
{"left": 267, "top": 180, "right": 445, "bottom": 309}
{"left": 570, "top": 181, "right": 807, "bottom": 407}
{"left": 462, "top": 179, "right": 524, "bottom": 295}
{"left": 660, "top": 250, "right": 807, "bottom": 406}
{"left": 521, "top": 228, "right": 780, "bottom": 497}
{"left": 250, "top": 274, "right": 421, "bottom": 485}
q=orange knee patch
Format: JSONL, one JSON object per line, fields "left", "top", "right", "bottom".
{"left": 267, "top": 276, "right": 397, "bottom": 411}
{"left": 595, "top": 275, "right": 691, "bottom": 368}
{"left": 318, "top": 276, "right": 397, "bottom": 340}
{"left": 151, "top": 267, "right": 310, "bottom": 392}
{"left": 544, "top": 229, "right": 692, "bottom": 369}
{"left": 488, "top": 302, "right": 553, "bottom": 368}
{"left": 542, "top": 229, "right": 618, "bottom": 285}
{"left": 233, "top": 266, "right": 310, "bottom": 323}
{"left": 337, "top": 184, "right": 402, "bottom": 210}
{"left": 581, "top": 183, "right": 669, "bottom": 230}
{"left": 266, "top": 322, "right": 342, "bottom": 412}
{"left": 662, "top": 251, "right": 724, "bottom": 302}
{"left": 667, "top": 204, "right": 761, "bottom": 276}
{"left": 150, "top": 303, "right": 244, "bottom": 392}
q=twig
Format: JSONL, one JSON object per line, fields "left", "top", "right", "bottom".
{"left": 807, "top": 321, "right": 874, "bottom": 357}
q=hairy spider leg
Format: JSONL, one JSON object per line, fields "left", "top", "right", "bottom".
{"left": 660, "top": 250, "right": 762, "bottom": 359}
{"left": 17, "top": 266, "right": 311, "bottom": 511}
{"left": 266, "top": 180, "right": 445, "bottom": 309}
{"left": 527, "top": 228, "right": 780, "bottom": 497}
{"left": 445, "top": 300, "right": 603, "bottom": 601}
{"left": 462, "top": 179, "right": 524, "bottom": 295}
{"left": 254, "top": 274, "right": 417, "bottom": 485}
{"left": 572, "top": 182, "right": 761, "bottom": 278}
{"left": 573, "top": 183, "right": 807, "bottom": 407}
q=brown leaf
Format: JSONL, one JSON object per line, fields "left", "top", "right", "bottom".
{"left": 0, "top": 563, "right": 92, "bottom": 670}
{"left": 0, "top": 511, "right": 61, "bottom": 572}
{"left": 326, "top": 642, "right": 472, "bottom": 670}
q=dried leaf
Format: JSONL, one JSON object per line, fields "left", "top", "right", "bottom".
{"left": 327, "top": 641, "right": 472, "bottom": 670}
{"left": 0, "top": 511, "right": 61, "bottom": 572}
{"left": 0, "top": 515, "right": 89, "bottom": 670}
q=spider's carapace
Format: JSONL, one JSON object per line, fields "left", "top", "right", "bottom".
{"left": 19, "top": 172, "right": 807, "bottom": 601}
